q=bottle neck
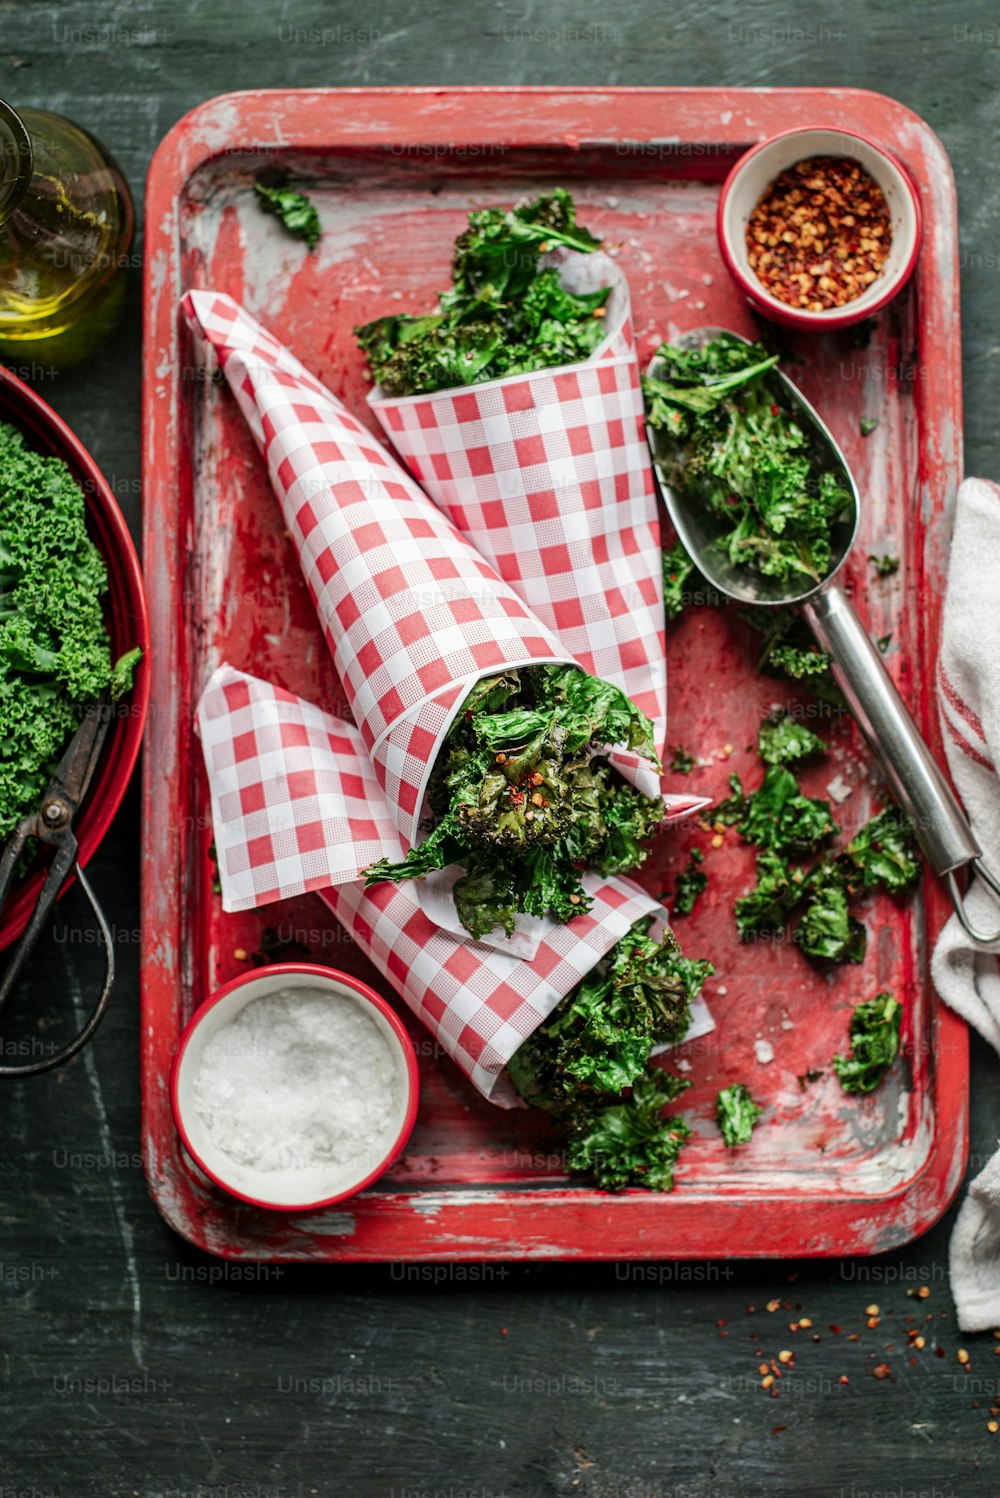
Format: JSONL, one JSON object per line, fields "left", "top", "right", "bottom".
{"left": 0, "top": 99, "right": 33, "bottom": 227}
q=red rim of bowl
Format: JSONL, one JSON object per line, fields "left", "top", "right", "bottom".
{"left": 716, "top": 126, "right": 924, "bottom": 331}
{"left": 0, "top": 363, "right": 149, "bottom": 948}
{"left": 170, "top": 963, "right": 421, "bottom": 1212}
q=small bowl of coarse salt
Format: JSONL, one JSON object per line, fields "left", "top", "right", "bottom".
{"left": 717, "top": 126, "right": 922, "bottom": 330}
{"left": 170, "top": 964, "right": 419, "bottom": 1211}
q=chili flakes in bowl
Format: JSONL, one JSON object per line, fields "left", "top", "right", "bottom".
{"left": 746, "top": 157, "right": 892, "bottom": 312}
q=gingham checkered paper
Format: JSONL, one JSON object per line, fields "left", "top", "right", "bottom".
{"left": 197, "top": 667, "right": 714, "bottom": 1101}
{"left": 182, "top": 289, "right": 576, "bottom": 858}
{"left": 368, "top": 247, "right": 670, "bottom": 798}
{"left": 184, "top": 290, "right": 705, "bottom": 924}
{"left": 197, "top": 666, "right": 407, "bottom": 911}
{"left": 320, "top": 872, "right": 663, "bottom": 1106}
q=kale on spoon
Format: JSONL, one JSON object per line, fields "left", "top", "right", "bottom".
{"left": 644, "top": 334, "right": 853, "bottom": 589}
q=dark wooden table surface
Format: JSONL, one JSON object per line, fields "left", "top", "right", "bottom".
{"left": 2, "top": 4, "right": 999, "bottom": 1495}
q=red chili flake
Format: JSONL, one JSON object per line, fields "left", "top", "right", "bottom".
{"left": 839, "top": 1375, "right": 849, "bottom": 1386}
{"left": 745, "top": 155, "right": 892, "bottom": 312}
{"left": 872, "top": 1363, "right": 892, "bottom": 1381}
{"left": 829, "top": 1325, "right": 841, "bottom": 1335}
{"left": 772, "top": 1426, "right": 787, "bottom": 1434}
{"left": 935, "top": 1347, "right": 946, "bottom": 1358}
{"left": 770, "top": 404, "right": 780, "bottom": 416}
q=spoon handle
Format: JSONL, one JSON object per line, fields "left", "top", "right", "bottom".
{"left": 802, "top": 584, "right": 982, "bottom": 877}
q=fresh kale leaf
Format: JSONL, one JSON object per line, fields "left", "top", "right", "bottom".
{"left": 355, "top": 189, "right": 609, "bottom": 395}
{"left": 832, "top": 992, "right": 902, "bottom": 1094}
{"left": 859, "top": 417, "right": 880, "bottom": 437}
{"left": 758, "top": 708, "right": 826, "bottom": 766}
{"left": 365, "top": 664, "right": 663, "bottom": 939}
{"left": 0, "top": 420, "right": 142, "bottom": 840}
{"left": 644, "top": 334, "right": 853, "bottom": 588}
{"left": 254, "top": 183, "right": 323, "bottom": 251}
{"left": 868, "top": 552, "right": 899, "bottom": 576}
{"left": 672, "top": 848, "right": 707, "bottom": 917}
{"left": 565, "top": 1067, "right": 692, "bottom": 1192}
{"left": 716, "top": 1083, "right": 763, "bottom": 1147}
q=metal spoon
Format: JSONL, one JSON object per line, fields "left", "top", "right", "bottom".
{"left": 646, "top": 326, "right": 1000, "bottom": 946}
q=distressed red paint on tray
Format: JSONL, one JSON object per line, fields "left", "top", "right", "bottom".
{"left": 141, "top": 88, "right": 967, "bottom": 1261}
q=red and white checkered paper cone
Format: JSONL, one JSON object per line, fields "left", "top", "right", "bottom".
{"left": 320, "top": 873, "right": 665, "bottom": 1106}
{"left": 196, "top": 664, "right": 676, "bottom": 1104}
{"left": 197, "top": 666, "right": 407, "bottom": 912}
{"left": 367, "top": 248, "right": 677, "bottom": 801}
{"left": 183, "top": 289, "right": 577, "bottom": 870}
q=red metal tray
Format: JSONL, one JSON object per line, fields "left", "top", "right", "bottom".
{"left": 142, "top": 87, "right": 966, "bottom": 1260}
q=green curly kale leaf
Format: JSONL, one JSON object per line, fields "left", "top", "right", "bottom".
{"left": 795, "top": 862, "right": 867, "bottom": 965}
{"left": 644, "top": 334, "right": 853, "bottom": 588}
{"left": 254, "top": 183, "right": 322, "bottom": 251}
{"left": 364, "top": 665, "right": 663, "bottom": 940}
{"left": 833, "top": 992, "right": 902, "bottom": 1094}
{"left": 565, "top": 1067, "right": 693, "bottom": 1192}
{"left": 716, "top": 765, "right": 837, "bottom": 857}
{"left": 506, "top": 916, "right": 709, "bottom": 1110}
{"left": 716, "top": 1083, "right": 764, "bottom": 1147}
{"left": 734, "top": 850, "right": 808, "bottom": 938}
{"left": 739, "top": 606, "right": 844, "bottom": 706}
{"left": 0, "top": 420, "right": 142, "bottom": 841}
{"left": 758, "top": 708, "right": 826, "bottom": 766}
{"left": 662, "top": 541, "right": 696, "bottom": 622}
{"left": 355, "top": 189, "right": 610, "bottom": 395}
{"left": 672, "top": 848, "right": 707, "bottom": 917}
{"left": 841, "top": 808, "right": 920, "bottom": 893}
{"left": 508, "top": 917, "right": 714, "bottom": 1191}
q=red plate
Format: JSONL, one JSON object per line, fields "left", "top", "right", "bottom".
{"left": 142, "top": 87, "right": 966, "bottom": 1260}
{"left": 0, "top": 365, "right": 149, "bottom": 948}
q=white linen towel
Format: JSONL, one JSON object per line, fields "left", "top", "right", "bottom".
{"left": 930, "top": 477, "right": 1000, "bottom": 1332}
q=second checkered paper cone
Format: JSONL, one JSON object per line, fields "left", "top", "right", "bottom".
{"left": 183, "top": 290, "right": 576, "bottom": 870}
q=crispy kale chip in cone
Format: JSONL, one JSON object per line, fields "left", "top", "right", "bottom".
{"left": 506, "top": 916, "right": 714, "bottom": 1192}
{"left": 364, "top": 665, "right": 664, "bottom": 940}
{"left": 355, "top": 189, "right": 611, "bottom": 395}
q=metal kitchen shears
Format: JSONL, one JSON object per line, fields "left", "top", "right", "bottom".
{"left": 0, "top": 696, "right": 115, "bottom": 1076}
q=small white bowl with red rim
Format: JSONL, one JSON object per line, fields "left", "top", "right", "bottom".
{"left": 171, "top": 963, "right": 419, "bottom": 1212}
{"left": 717, "top": 126, "right": 923, "bottom": 330}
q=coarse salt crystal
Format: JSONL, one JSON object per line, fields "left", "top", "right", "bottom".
{"left": 193, "top": 988, "right": 400, "bottom": 1175}
{"left": 754, "top": 1039, "right": 775, "bottom": 1065}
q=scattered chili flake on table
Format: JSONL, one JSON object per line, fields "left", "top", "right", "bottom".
{"left": 746, "top": 156, "right": 893, "bottom": 311}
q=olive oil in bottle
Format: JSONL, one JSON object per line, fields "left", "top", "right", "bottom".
{"left": 0, "top": 99, "right": 134, "bottom": 367}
